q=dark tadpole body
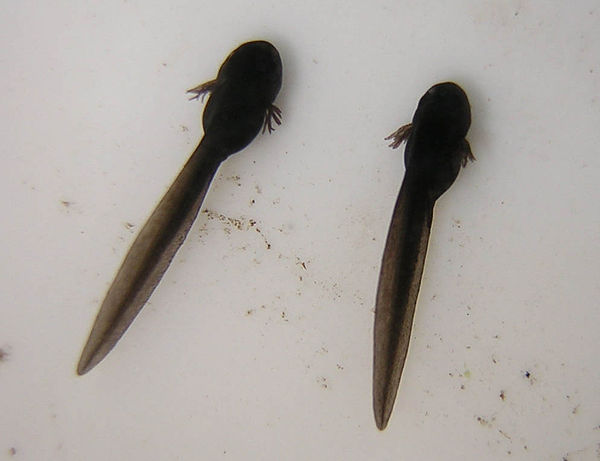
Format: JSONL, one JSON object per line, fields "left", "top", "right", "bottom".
{"left": 373, "top": 82, "right": 474, "bottom": 430}
{"left": 77, "top": 41, "right": 283, "bottom": 375}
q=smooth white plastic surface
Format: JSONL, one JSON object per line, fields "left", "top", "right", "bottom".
{"left": 1, "top": 1, "right": 599, "bottom": 460}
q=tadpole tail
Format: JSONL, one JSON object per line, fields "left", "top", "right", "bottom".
{"left": 373, "top": 173, "right": 435, "bottom": 430}
{"left": 77, "top": 139, "right": 222, "bottom": 375}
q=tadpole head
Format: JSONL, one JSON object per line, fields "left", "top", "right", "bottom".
{"left": 405, "top": 82, "right": 473, "bottom": 201}
{"left": 414, "top": 82, "right": 471, "bottom": 146}
{"left": 218, "top": 40, "right": 283, "bottom": 104}
{"left": 201, "top": 40, "right": 283, "bottom": 155}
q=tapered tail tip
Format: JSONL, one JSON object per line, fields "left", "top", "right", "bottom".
{"left": 376, "top": 419, "right": 388, "bottom": 431}
{"left": 76, "top": 358, "right": 92, "bottom": 376}
{"left": 76, "top": 362, "right": 89, "bottom": 376}
{"left": 76, "top": 347, "right": 104, "bottom": 376}
{"left": 373, "top": 384, "right": 396, "bottom": 430}
{"left": 374, "top": 407, "right": 390, "bottom": 431}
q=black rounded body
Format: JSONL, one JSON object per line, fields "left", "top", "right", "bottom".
{"left": 202, "top": 41, "right": 282, "bottom": 156}
{"left": 404, "top": 82, "right": 471, "bottom": 201}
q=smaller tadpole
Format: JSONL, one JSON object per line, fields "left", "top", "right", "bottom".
{"left": 373, "top": 82, "right": 474, "bottom": 430}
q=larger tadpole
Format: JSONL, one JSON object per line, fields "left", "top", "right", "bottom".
{"left": 77, "top": 41, "right": 283, "bottom": 375}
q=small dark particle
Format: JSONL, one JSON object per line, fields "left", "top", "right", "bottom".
{"left": 253, "top": 227, "right": 271, "bottom": 249}
{"left": 226, "top": 175, "right": 241, "bottom": 186}
{"left": 500, "top": 390, "right": 505, "bottom": 401}
{"left": 60, "top": 200, "right": 72, "bottom": 207}
{"left": 572, "top": 405, "right": 579, "bottom": 415}
{"left": 499, "top": 429, "right": 511, "bottom": 440}
{"left": 317, "top": 376, "right": 328, "bottom": 389}
{"left": 524, "top": 370, "right": 531, "bottom": 378}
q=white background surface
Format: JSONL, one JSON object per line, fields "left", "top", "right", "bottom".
{"left": 1, "top": 1, "right": 599, "bottom": 460}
